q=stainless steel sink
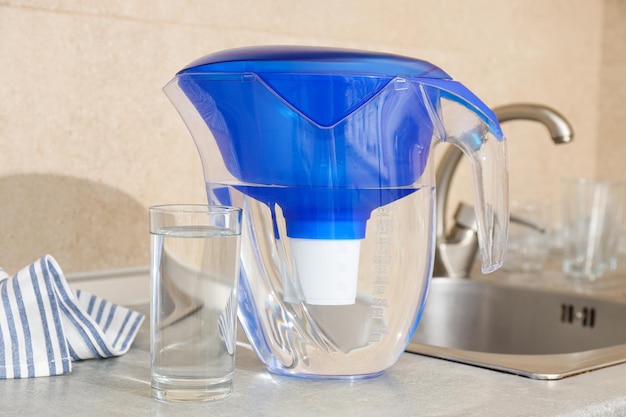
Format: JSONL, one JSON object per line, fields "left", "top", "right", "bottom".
{"left": 406, "top": 278, "right": 626, "bottom": 379}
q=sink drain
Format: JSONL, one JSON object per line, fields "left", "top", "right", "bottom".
{"left": 561, "top": 303, "right": 596, "bottom": 328}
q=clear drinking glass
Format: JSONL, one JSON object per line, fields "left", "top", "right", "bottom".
{"left": 150, "top": 204, "right": 242, "bottom": 402}
{"left": 562, "top": 179, "right": 625, "bottom": 281}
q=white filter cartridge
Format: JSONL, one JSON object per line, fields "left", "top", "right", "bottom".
{"left": 288, "top": 238, "right": 361, "bottom": 305}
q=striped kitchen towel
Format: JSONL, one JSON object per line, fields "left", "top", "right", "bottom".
{"left": 0, "top": 255, "right": 144, "bottom": 379}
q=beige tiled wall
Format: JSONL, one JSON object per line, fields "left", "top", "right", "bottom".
{"left": 598, "top": 0, "right": 626, "bottom": 181}
{"left": 0, "top": 0, "right": 623, "bottom": 273}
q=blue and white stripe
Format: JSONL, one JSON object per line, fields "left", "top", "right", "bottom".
{"left": 0, "top": 255, "right": 144, "bottom": 379}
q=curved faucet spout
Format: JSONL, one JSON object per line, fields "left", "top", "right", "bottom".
{"left": 495, "top": 104, "right": 573, "bottom": 144}
{"left": 433, "top": 103, "right": 574, "bottom": 278}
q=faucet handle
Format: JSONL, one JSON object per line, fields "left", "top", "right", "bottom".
{"left": 433, "top": 202, "right": 480, "bottom": 278}
{"left": 454, "top": 203, "right": 478, "bottom": 231}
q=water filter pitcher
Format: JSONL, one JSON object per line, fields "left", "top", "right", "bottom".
{"left": 164, "top": 46, "right": 509, "bottom": 378}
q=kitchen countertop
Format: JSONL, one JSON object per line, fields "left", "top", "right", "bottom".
{"left": 2, "top": 300, "right": 626, "bottom": 417}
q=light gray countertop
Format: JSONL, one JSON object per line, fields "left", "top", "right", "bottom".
{"left": 2, "top": 300, "right": 626, "bottom": 417}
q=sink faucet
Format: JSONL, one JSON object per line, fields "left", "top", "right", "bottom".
{"left": 433, "top": 103, "right": 574, "bottom": 278}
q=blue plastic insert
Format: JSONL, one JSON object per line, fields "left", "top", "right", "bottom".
{"left": 174, "top": 46, "right": 498, "bottom": 240}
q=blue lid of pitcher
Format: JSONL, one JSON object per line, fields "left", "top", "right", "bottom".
{"left": 178, "top": 45, "right": 451, "bottom": 79}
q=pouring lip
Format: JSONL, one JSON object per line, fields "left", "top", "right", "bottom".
{"left": 178, "top": 45, "right": 451, "bottom": 79}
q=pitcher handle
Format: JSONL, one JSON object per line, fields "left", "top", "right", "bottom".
{"left": 420, "top": 81, "right": 509, "bottom": 273}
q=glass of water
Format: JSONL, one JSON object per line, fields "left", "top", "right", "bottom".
{"left": 149, "top": 204, "right": 242, "bottom": 402}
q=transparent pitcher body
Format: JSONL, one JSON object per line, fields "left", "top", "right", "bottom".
{"left": 207, "top": 180, "right": 434, "bottom": 378}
